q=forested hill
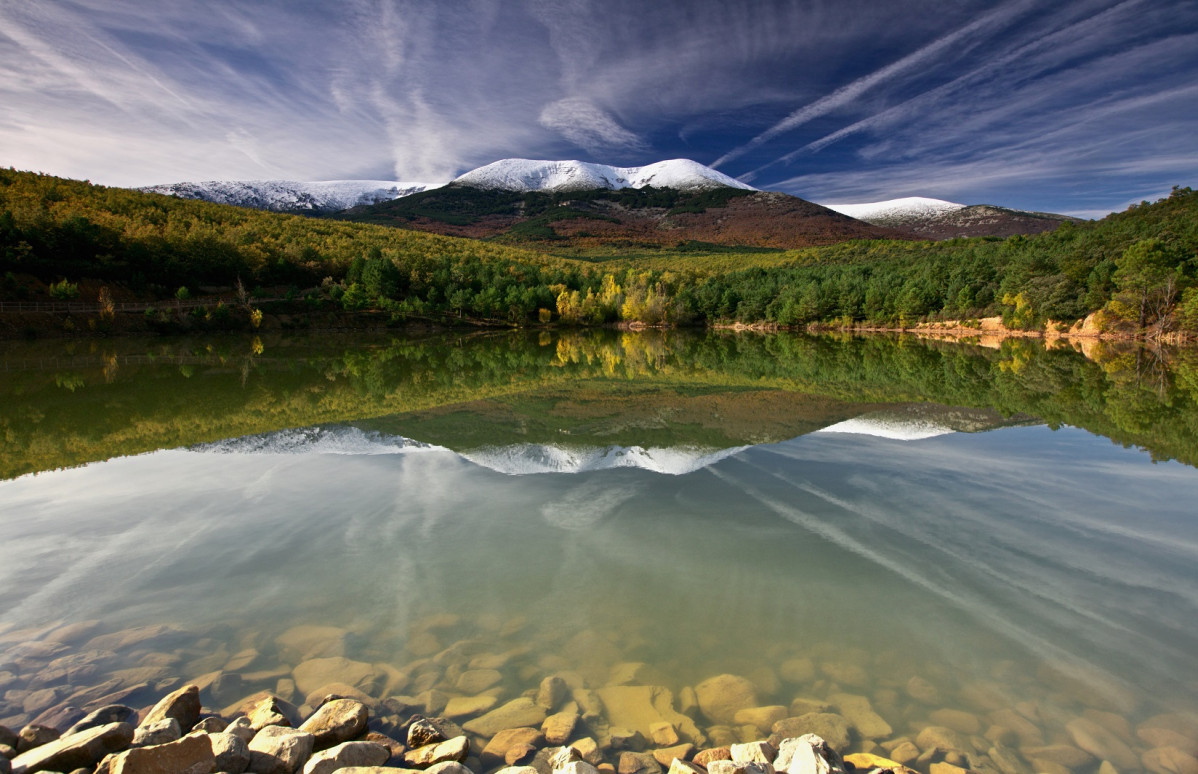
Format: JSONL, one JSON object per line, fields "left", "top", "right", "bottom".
{"left": 2, "top": 168, "right": 1196, "bottom": 335}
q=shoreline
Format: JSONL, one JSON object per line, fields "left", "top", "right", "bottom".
{"left": 0, "top": 304, "right": 1191, "bottom": 346}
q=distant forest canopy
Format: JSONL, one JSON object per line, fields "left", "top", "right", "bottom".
{"left": 2, "top": 168, "right": 1197, "bottom": 335}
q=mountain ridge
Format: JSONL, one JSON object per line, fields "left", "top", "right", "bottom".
{"left": 823, "top": 196, "right": 1083, "bottom": 238}
{"left": 133, "top": 158, "right": 1081, "bottom": 243}
{"left": 452, "top": 158, "right": 756, "bottom": 193}
{"left": 137, "top": 179, "right": 442, "bottom": 213}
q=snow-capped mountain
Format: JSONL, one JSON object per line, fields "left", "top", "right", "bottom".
{"left": 451, "top": 158, "right": 757, "bottom": 193}
{"left": 138, "top": 179, "right": 443, "bottom": 213}
{"left": 191, "top": 425, "right": 745, "bottom": 476}
{"left": 461, "top": 443, "right": 748, "bottom": 475}
{"left": 822, "top": 196, "right": 1081, "bottom": 238}
{"left": 822, "top": 197, "right": 966, "bottom": 227}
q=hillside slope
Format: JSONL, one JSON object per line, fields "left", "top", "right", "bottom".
{"left": 340, "top": 184, "right": 915, "bottom": 251}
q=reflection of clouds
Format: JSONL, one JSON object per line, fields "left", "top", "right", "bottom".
{"left": 750, "top": 428, "right": 1198, "bottom": 699}
{"left": 539, "top": 477, "right": 644, "bottom": 531}
{"left": 3, "top": 420, "right": 1197, "bottom": 714}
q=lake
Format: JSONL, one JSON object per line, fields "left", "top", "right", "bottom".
{"left": 1, "top": 330, "right": 1197, "bottom": 774}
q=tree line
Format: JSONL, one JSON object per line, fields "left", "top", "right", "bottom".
{"left": 3, "top": 168, "right": 1196, "bottom": 335}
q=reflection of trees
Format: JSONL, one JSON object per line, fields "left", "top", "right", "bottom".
{"left": 3, "top": 331, "right": 1198, "bottom": 479}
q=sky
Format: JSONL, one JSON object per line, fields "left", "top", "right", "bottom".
{"left": 2, "top": 1, "right": 1197, "bottom": 217}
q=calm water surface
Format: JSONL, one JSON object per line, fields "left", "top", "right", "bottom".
{"left": 1, "top": 331, "right": 1197, "bottom": 773}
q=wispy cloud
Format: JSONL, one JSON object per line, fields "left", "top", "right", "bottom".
{"left": 538, "top": 97, "right": 646, "bottom": 154}
{"left": 710, "top": 0, "right": 1040, "bottom": 169}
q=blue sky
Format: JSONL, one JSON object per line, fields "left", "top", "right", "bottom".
{"left": 2, "top": 1, "right": 1196, "bottom": 217}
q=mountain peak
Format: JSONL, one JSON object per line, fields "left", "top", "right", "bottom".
{"left": 451, "top": 158, "right": 757, "bottom": 193}
{"left": 822, "top": 197, "right": 966, "bottom": 224}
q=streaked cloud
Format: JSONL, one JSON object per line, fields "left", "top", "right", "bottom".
{"left": 538, "top": 98, "right": 646, "bottom": 154}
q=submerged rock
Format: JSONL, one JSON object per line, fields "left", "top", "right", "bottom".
{"left": 456, "top": 670, "right": 503, "bottom": 695}
{"left": 444, "top": 696, "right": 499, "bottom": 720}
{"left": 827, "top": 695, "right": 890, "bottom": 740}
{"left": 537, "top": 677, "right": 569, "bottom": 712}
{"left": 463, "top": 699, "right": 548, "bottom": 738}
{"left": 542, "top": 712, "right": 579, "bottom": 746}
{"left": 480, "top": 728, "right": 544, "bottom": 768}
{"left": 292, "top": 658, "right": 378, "bottom": 698}
{"left": 597, "top": 686, "right": 705, "bottom": 747}
{"left": 733, "top": 709, "right": 787, "bottom": 736}
{"left": 769, "top": 717, "right": 850, "bottom": 754}
{"left": 694, "top": 677, "right": 758, "bottom": 726}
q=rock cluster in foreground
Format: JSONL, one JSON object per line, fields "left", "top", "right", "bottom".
{"left": 0, "top": 682, "right": 869, "bottom": 774}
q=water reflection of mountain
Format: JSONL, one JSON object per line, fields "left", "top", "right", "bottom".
{"left": 2, "top": 330, "right": 1197, "bottom": 479}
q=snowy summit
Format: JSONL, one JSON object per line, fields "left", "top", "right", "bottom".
{"left": 138, "top": 179, "right": 443, "bottom": 213}
{"left": 821, "top": 197, "right": 966, "bottom": 226}
{"left": 451, "top": 158, "right": 757, "bottom": 193}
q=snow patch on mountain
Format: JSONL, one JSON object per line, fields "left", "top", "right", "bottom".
{"left": 822, "top": 197, "right": 966, "bottom": 225}
{"left": 462, "top": 443, "right": 748, "bottom": 475}
{"left": 452, "top": 158, "right": 757, "bottom": 193}
{"left": 139, "top": 179, "right": 443, "bottom": 213}
{"left": 191, "top": 425, "right": 746, "bottom": 475}
{"left": 816, "top": 415, "right": 956, "bottom": 441}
